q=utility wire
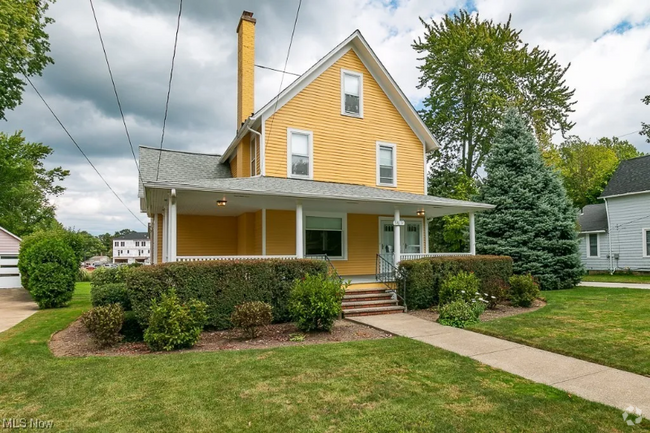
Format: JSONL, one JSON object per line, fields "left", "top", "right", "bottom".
{"left": 88, "top": 0, "right": 141, "bottom": 181}
{"left": 155, "top": 0, "right": 183, "bottom": 181}
{"left": 615, "top": 130, "right": 641, "bottom": 139}
{"left": 266, "top": 0, "right": 302, "bottom": 144}
{"left": 25, "top": 75, "right": 147, "bottom": 227}
{"left": 254, "top": 64, "right": 300, "bottom": 77}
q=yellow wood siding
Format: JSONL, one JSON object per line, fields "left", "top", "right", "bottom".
{"left": 263, "top": 49, "right": 425, "bottom": 194}
{"left": 254, "top": 210, "right": 263, "bottom": 254}
{"left": 266, "top": 210, "right": 295, "bottom": 255}
{"left": 237, "top": 212, "right": 256, "bottom": 255}
{"left": 177, "top": 215, "right": 238, "bottom": 256}
{"left": 230, "top": 155, "right": 238, "bottom": 178}
{"left": 333, "top": 213, "right": 378, "bottom": 275}
{"left": 229, "top": 133, "right": 253, "bottom": 178}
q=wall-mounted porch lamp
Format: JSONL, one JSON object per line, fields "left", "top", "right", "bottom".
{"left": 216, "top": 198, "right": 228, "bottom": 207}
{"left": 416, "top": 209, "right": 425, "bottom": 217}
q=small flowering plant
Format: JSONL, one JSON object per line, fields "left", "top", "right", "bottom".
{"left": 439, "top": 271, "right": 487, "bottom": 307}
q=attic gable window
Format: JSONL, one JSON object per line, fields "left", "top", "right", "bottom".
{"left": 341, "top": 69, "right": 363, "bottom": 117}
{"left": 287, "top": 128, "right": 313, "bottom": 179}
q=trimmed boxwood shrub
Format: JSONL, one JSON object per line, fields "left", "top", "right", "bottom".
{"left": 231, "top": 301, "right": 273, "bottom": 338}
{"left": 126, "top": 259, "right": 328, "bottom": 329}
{"left": 19, "top": 236, "right": 78, "bottom": 308}
{"left": 81, "top": 304, "right": 125, "bottom": 347}
{"left": 397, "top": 255, "right": 513, "bottom": 310}
{"left": 91, "top": 266, "right": 134, "bottom": 286}
{"left": 288, "top": 274, "right": 346, "bottom": 332}
{"left": 91, "top": 283, "right": 131, "bottom": 310}
{"left": 509, "top": 274, "right": 540, "bottom": 307}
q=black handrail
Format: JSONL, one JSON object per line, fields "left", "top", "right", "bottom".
{"left": 309, "top": 254, "right": 343, "bottom": 284}
{"left": 375, "top": 254, "right": 407, "bottom": 311}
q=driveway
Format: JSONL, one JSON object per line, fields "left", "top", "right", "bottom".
{"left": 0, "top": 288, "right": 39, "bottom": 333}
{"left": 579, "top": 281, "right": 650, "bottom": 290}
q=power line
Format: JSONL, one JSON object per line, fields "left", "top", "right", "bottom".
{"left": 88, "top": 0, "right": 140, "bottom": 179}
{"left": 254, "top": 64, "right": 300, "bottom": 77}
{"left": 25, "top": 75, "right": 147, "bottom": 227}
{"left": 266, "top": 0, "right": 302, "bottom": 144}
{"left": 615, "top": 130, "right": 641, "bottom": 139}
{"left": 155, "top": 0, "right": 183, "bottom": 181}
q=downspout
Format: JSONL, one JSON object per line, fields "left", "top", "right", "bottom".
{"left": 604, "top": 198, "right": 614, "bottom": 274}
{"left": 247, "top": 127, "right": 262, "bottom": 176}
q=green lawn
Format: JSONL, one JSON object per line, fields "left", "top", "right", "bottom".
{"left": 582, "top": 274, "right": 650, "bottom": 284}
{"left": 0, "top": 283, "right": 643, "bottom": 432}
{"left": 471, "top": 287, "right": 650, "bottom": 376}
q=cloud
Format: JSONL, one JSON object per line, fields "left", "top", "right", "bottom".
{"left": 2, "top": 0, "right": 649, "bottom": 234}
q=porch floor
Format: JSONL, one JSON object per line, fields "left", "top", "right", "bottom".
{"left": 342, "top": 274, "right": 381, "bottom": 285}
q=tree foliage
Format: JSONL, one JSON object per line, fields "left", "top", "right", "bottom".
{"left": 476, "top": 109, "right": 582, "bottom": 291}
{"left": 642, "top": 95, "right": 650, "bottom": 144}
{"left": 414, "top": 10, "right": 576, "bottom": 180}
{"left": 0, "top": 131, "right": 68, "bottom": 237}
{"left": 0, "top": 0, "right": 55, "bottom": 119}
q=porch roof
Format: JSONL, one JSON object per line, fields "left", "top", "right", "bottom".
{"left": 141, "top": 175, "right": 494, "bottom": 216}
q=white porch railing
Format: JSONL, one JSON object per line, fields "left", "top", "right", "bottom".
{"left": 400, "top": 252, "right": 473, "bottom": 261}
{"left": 176, "top": 255, "right": 298, "bottom": 262}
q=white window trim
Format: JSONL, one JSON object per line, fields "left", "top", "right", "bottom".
{"left": 303, "top": 211, "right": 347, "bottom": 260}
{"left": 643, "top": 228, "right": 650, "bottom": 258}
{"left": 378, "top": 217, "right": 424, "bottom": 254}
{"left": 286, "top": 128, "right": 314, "bottom": 180}
{"left": 376, "top": 141, "right": 397, "bottom": 187}
{"left": 587, "top": 233, "right": 599, "bottom": 258}
{"left": 249, "top": 134, "right": 258, "bottom": 177}
{"left": 340, "top": 69, "right": 363, "bottom": 118}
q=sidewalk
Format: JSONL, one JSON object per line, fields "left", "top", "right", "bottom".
{"left": 351, "top": 313, "right": 650, "bottom": 414}
{"left": 0, "top": 288, "right": 39, "bottom": 333}
{"left": 579, "top": 281, "right": 650, "bottom": 290}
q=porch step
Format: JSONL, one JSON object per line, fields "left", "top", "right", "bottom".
{"left": 342, "top": 299, "right": 397, "bottom": 310}
{"left": 344, "top": 287, "right": 389, "bottom": 295}
{"left": 343, "top": 305, "right": 405, "bottom": 317}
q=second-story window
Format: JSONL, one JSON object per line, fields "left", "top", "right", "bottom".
{"left": 142, "top": 241, "right": 146, "bottom": 247}
{"left": 114, "top": 242, "right": 118, "bottom": 247}
{"left": 377, "top": 142, "right": 397, "bottom": 187}
{"left": 341, "top": 70, "right": 363, "bottom": 117}
{"left": 250, "top": 135, "right": 258, "bottom": 176}
{"left": 135, "top": 241, "right": 140, "bottom": 247}
{"left": 120, "top": 242, "right": 125, "bottom": 247}
{"left": 287, "top": 129, "right": 313, "bottom": 179}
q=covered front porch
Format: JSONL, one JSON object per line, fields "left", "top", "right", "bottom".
{"left": 144, "top": 182, "right": 489, "bottom": 278}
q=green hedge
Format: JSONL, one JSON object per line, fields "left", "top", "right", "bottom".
{"left": 397, "top": 255, "right": 513, "bottom": 310}
{"left": 126, "top": 259, "right": 328, "bottom": 329}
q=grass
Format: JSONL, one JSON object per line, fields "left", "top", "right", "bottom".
{"left": 582, "top": 274, "right": 650, "bottom": 284}
{"left": 0, "top": 283, "right": 644, "bottom": 432}
{"left": 471, "top": 287, "right": 650, "bottom": 376}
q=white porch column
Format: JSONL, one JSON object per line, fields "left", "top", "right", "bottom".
{"left": 393, "top": 208, "right": 401, "bottom": 266}
{"left": 169, "top": 189, "right": 177, "bottom": 262}
{"left": 153, "top": 214, "right": 159, "bottom": 264}
{"left": 162, "top": 208, "right": 168, "bottom": 263}
{"left": 262, "top": 209, "right": 267, "bottom": 256}
{"left": 296, "top": 202, "right": 304, "bottom": 258}
{"left": 424, "top": 214, "right": 429, "bottom": 254}
{"left": 469, "top": 212, "right": 476, "bottom": 255}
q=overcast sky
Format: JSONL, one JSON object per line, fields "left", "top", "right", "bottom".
{"left": 3, "top": 0, "right": 650, "bottom": 235}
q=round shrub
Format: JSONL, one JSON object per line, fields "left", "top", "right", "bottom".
{"left": 439, "top": 271, "right": 481, "bottom": 306}
{"left": 231, "top": 301, "right": 273, "bottom": 338}
{"left": 91, "top": 266, "right": 133, "bottom": 286}
{"left": 509, "top": 274, "right": 540, "bottom": 307}
{"left": 81, "top": 304, "right": 125, "bottom": 347}
{"left": 144, "top": 290, "right": 208, "bottom": 351}
{"left": 438, "top": 300, "right": 484, "bottom": 328}
{"left": 480, "top": 277, "right": 509, "bottom": 309}
{"left": 20, "top": 236, "right": 78, "bottom": 308}
{"left": 91, "top": 283, "right": 131, "bottom": 310}
{"left": 288, "top": 274, "right": 346, "bottom": 332}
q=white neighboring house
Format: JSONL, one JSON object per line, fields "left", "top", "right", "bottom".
{"left": 113, "top": 232, "right": 150, "bottom": 264}
{"left": 0, "top": 226, "right": 22, "bottom": 289}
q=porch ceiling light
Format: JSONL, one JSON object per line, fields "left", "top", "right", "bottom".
{"left": 216, "top": 198, "right": 228, "bottom": 207}
{"left": 416, "top": 209, "right": 425, "bottom": 217}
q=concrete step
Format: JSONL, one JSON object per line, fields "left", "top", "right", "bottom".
{"left": 343, "top": 305, "right": 405, "bottom": 317}
{"left": 341, "top": 299, "right": 398, "bottom": 310}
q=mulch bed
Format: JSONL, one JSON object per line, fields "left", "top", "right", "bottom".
{"left": 408, "top": 299, "right": 546, "bottom": 323}
{"left": 49, "top": 319, "right": 393, "bottom": 357}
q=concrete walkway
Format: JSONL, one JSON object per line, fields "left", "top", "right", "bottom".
{"left": 0, "top": 288, "right": 38, "bottom": 333}
{"left": 579, "top": 281, "right": 650, "bottom": 290}
{"left": 351, "top": 313, "right": 650, "bottom": 413}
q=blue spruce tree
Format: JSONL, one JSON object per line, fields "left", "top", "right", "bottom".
{"left": 476, "top": 109, "right": 583, "bottom": 290}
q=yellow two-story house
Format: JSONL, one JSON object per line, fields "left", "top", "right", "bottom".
{"left": 138, "top": 11, "right": 493, "bottom": 282}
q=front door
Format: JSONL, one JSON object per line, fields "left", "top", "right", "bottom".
{"left": 379, "top": 220, "right": 422, "bottom": 256}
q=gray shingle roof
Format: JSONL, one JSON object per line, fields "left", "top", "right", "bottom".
{"left": 139, "top": 146, "right": 231, "bottom": 196}
{"left": 144, "top": 175, "right": 494, "bottom": 209}
{"left": 600, "top": 155, "right": 650, "bottom": 198}
{"left": 114, "top": 232, "right": 149, "bottom": 241}
{"left": 577, "top": 203, "right": 608, "bottom": 232}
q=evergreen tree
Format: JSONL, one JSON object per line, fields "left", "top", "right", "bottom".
{"left": 476, "top": 109, "right": 582, "bottom": 290}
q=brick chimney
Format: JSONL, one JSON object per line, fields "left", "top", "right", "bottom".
{"left": 236, "top": 11, "right": 256, "bottom": 129}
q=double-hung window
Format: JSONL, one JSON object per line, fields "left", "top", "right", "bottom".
{"left": 135, "top": 241, "right": 140, "bottom": 247}
{"left": 250, "top": 135, "right": 258, "bottom": 176}
{"left": 341, "top": 70, "right": 363, "bottom": 117}
{"left": 644, "top": 229, "right": 650, "bottom": 257}
{"left": 377, "top": 142, "right": 396, "bottom": 186}
{"left": 287, "top": 129, "right": 312, "bottom": 179}
{"left": 305, "top": 215, "right": 345, "bottom": 259}
{"left": 587, "top": 234, "right": 599, "bottom": 257}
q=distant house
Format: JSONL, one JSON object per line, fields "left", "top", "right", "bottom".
{"left": 578, "top": 155, "right": 650, "bottom": 272}
{"left": 0, "top": 226, "right": 22, "bottom": 289}
{"left": 113, "top": 232, "right": 150, "bottom": 264}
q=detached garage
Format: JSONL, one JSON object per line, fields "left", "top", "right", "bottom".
{"left": 0, "top": 226, "right": 21, "bottom": 289}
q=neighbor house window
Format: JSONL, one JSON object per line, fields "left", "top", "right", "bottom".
{"left": 644, "top": 229, "right": 650, "bottom": 257}
{"left": 341, "top": 70, "right": 362, "bottom": 117}
{"left": 250, "top": 135, "right": 258, "bottom": 176}
{"left": 377, "top": 142, "right": 396, "bottom": 186}
{"left": 142, "top": 241, "right": 146, "bottom": 247}
{"left": 120, "top": 242, "right": 125, "bottom": 247}
{"left": 588, "top": 234, "right": 598, "bottom": 257}
{"left": 287, "top": 129, "right": 312, "bottom": 179}
{"left": 135, "top": 241, "right": 140, "bottom": 247}
{"left": 114, "top": 242, "right": 118, "bottom": 247}
{"left": 305, "top": 215, "right": 345, "bottom": 258}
